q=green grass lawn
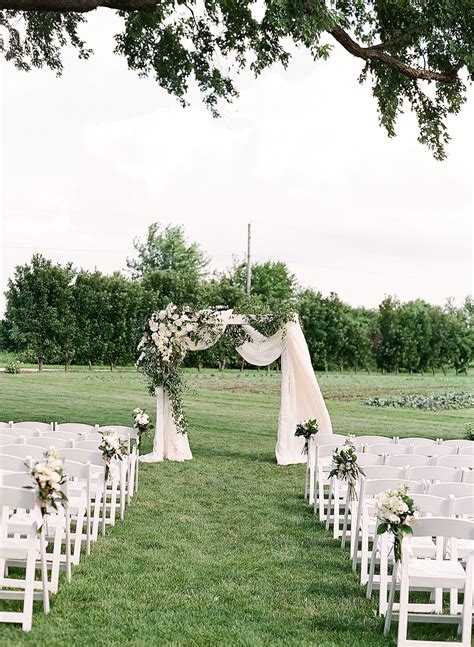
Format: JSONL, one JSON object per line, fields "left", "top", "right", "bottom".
{"left": 0, "top": 369, "right": 472, "bottom": 646}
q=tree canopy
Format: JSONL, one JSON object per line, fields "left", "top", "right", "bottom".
{"left": 1, "top": 1, "right": 472, "bottom": 159}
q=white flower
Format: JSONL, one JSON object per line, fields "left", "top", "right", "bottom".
{"left": 158, "top": 310, "right": 166, "bottom": 320}
{"left": 151, "top": 332, "right": 160, "bottom": 345}
{"left": 149, "top": 319, "right": 159, "bottom": 332}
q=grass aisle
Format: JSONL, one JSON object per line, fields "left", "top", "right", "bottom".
{"left": 0, "top": 370, "right": 472, "bottom": 646}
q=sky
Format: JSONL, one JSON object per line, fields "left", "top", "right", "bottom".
{"left": 0, "top": 11, "right": 472, "bottom": 317}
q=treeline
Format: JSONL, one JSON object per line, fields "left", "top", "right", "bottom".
{"left": 1, "top": 223, "right": 472, "bottom": 374}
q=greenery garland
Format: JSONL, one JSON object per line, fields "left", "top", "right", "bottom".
{"left": 136, "top": 304, "right": 295, "bottom": 435}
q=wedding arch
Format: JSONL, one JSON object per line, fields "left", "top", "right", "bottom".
{"left": 137, "top": 306, "right": 333, "bottom": 466}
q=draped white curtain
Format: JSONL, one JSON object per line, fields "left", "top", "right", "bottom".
{"left": 140, "top": 311, "right": 332, "bottom": 466}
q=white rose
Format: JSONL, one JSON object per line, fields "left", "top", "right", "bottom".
{"left": 149, "top": 319, "right": 159, "bottom": 332}
{"left": 159, "top": 310, "right": 166, "bottom": 320}
{"left": 151, "top": 332, "right": 160, "bottom": 345}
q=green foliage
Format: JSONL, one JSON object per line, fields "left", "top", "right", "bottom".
{"left": 4, "top": 359, "right": 21, "bottom": 374}
{"left": 464, "top": 422, "right": 474, "bottom": 441}
{"left": 1, "top": 2, "right": 473, "bottom": 157}
{"left": 363, "top": 391, "right": 474, "bottom": 411}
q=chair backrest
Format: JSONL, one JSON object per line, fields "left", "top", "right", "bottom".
{"left": 12, "top": 421, "right": 53, "bottom": 432}
{"left": 428, "top": 481, "right": 474, "bottom": 498}
{"left": 2, "top": 428, "right": 40, "bottom": 438}
{"left": 385, "top": 454, "right": 432, "bottom": 468}
{"left": 73, "top": 440, "right": 101, "bottom": 451}
{"left": 0, "top": 435, "right": 18, "bottom": 446}
{"left": 353, "top": 435, "right": 395, "bottom": 446}
{"left": 461, "top": 469, "right": 474, "bottom": 484}
{"left": 56, "top": 423, "right": 98, "bottom": 433}
{"left": 397, "top": 437, "right": 437, "bottom": 446}
{"left": 40, "top": 430, "right": 84, "bottom": 441}
{"left": 441, "top": 439, "right": 472, "bottom": 448}
{"left": 356, "top": 453, "right": 384, "bottom": 467}
{"left": 456, "top": 445, "right": 474, "bottom": 456}
{"left": 362, "top": 478, "right": 424, "bottom": 498}
{"left": 0, "top": 445, "right": 46, "bottom": 459}
{"left": 412, "top": 444, "right": 456, "bottom": 457}
{"left": 59, "top": 448, "right": 105, "bottom": 467}
{"left": 26, "top": 437, "right": 73, "bottom": 450}
{"left": 0, "top": 484, "right": 37, "bottom": 510}
{"left": 436, "top": 454, "right": 474, "bottom": 469}
{"left": 316, "top": 445, "right": 342, "bottom": 462}
{"left": 0, "top": 422, "right": 12, "bottom": 429}
{"left": 63, "top": 459, "right": 91, "bottom": 479}
{"left": 410, "top": 516, "right": 474, "bottom": 541}
{"left": 450, "top": 496, "right": 474, "bottom": 518}
{"left": 1, "top": 471, "right": 33, "bottom": 488}
{"left": 0, "top": 454, "right": 31, "bottom": 472}
{"left": 408, "top": 465, "right": 463, "bottom": 483}
{"left": 411, "top": 493, "right": 452, "bottom": 517}
{"left": 313, "top": 434, "right": 348, "bottom": 447}
{"left": 369, "top": 444, "right": 414, "bottom": 456}
{"left": 362, "top": 465, "right": 406, "bottom": 481}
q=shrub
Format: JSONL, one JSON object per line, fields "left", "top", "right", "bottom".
{"left": 4, "top": 360, "right": 21, "bottom": 374}
{"left": 362, "top": 391, "right": 473, "bottom": 411}
{"left": 465, "top": 423, "right": 474, "bottom": 441}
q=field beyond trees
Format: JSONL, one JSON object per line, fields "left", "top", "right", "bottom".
{"left": 0, "top": 369, "right": 472, "bottom": 646}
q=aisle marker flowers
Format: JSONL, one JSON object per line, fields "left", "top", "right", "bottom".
{"left": 132, "top": 408, "right": 153, "bottom": 447}
{"left": 295, "top": 418, "right": 319, "bottom": 454}
{"left": 375, "top": 484, "right": 416, "bottom": 562}
{"left": 99, "top": 428, "right": 128, "bottom": 480}
{"left": 329, "top": 439, "right": 365, "bottom": 501}
{"left": 29, "top": 449, "right": 68, "bottom": 522}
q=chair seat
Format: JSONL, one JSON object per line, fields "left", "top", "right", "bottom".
{"left": 0, "top": 537, "right": 35, "bottom": 560}
{"left": 405, "top": 558, "right": 467, "bottom": 589}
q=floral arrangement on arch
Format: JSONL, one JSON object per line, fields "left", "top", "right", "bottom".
{"left": 375, "top": 484, "right": 416, "bottom": 562}
{"left": 329, "top": 439, "right": 365, "bottom": 501}
{"left": 136, "top": 305, "right": 223, "bottom": 434}
{"left": 29, "top": 449, "right": 68, "bottom": 520}
{"left": 99, "top": 428, "right": 128, "bottom": 480}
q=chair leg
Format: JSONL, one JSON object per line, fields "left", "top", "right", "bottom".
{"left": 65, "top": 507, "right": 72, "bottom": 583}
{"left": 39, "top": 526, "right": 50, "bottom": 614}
{"left": 384, "top": 561, "right": 398, "bottom": 636}
{"left": 366, "top": 532, "right": 379, "bottom": 599}
{"left": 325, "top": 480, "right": 334, "bottom": 531}
{"left": 22, "top": 544, "right": 36, "bottom": 631}
{"left": 397, "top": 567, "right": 409, "bottom": 647}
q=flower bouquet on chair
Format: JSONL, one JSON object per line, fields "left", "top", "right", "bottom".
{"left": 29, "top": 449, "right": 68, "bottom": 523}
{"left": 132, "top": 408, "right": 153, "bottom": 448}
{"left": 99, "top": 428, "right": 128, "bottom": 481}
{"left": 375, "top": 484, "right": 416, "bottom": 562}
{"left": 329, "top": 439, "right": 365, "bottom": 501}
{"left": 295, "top": 418, "right": 319, "bottom": 454}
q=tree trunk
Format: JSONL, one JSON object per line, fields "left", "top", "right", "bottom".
{"left": 38, "top": 357, "right": 44, "bottom": 372}
{"left": 431, "top": 364, "right": 435, "bottom": 376}
{"left": 441, "top": 365, "right": 446, "bottom": 376}
{"left": 198, "top": 362, "right": 203, "bottom": 372}
{"left": 110, "top": 362, "right": 116, "bottom": 371}
{"left": 88, "top": 358, "right": 93, "bottom": 371}
{"left": 240, "top": 359, "right": 245, "bottom": 372}
{"left": 64, "top": 349, "right": 69, "bottom": 371}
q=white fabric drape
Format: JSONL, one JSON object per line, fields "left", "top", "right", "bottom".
{"left": 140, "top": 312, "right": 332, "bottom": 465}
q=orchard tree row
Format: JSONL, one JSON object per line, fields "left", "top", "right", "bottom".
{"left": 1, "top": 223, "right": 472, "bottom": 374}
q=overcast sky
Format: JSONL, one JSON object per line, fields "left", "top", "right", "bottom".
{"left": 0, "top": 12, "right": 472, "bottom": 316}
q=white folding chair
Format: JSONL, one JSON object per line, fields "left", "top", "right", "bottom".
{"left": 353, "top": 436, "right": 396, "bottom": 449}
{"left": 0, "top": 455, "right": 31, "bottom": 474}
{"left": 0, "top": 436, "right": 19, "bottom": 446}
{"left": 12, "top": 422, "right": 53, "bottom": 432}
{"left": 448, "top": 496, "right": 474, "bottom": 615}
{"left": 312, "top": 441, "right": 347, "bottom": 520}
{"left": 367, "top": 493, "right": 451, "bottom": 616}
{"left": 384, "top": 517, "right": 474, "bottom": 647}
{"left": 62, "top": 460, "right": 94, "bottom": 562}
{"left": 408, "top": 465, "right": 463, "bottom": 485}
{"left": 305, "top": 434, "right": 347, "bottom": 504}
{"left": 428, "top": 482, "right": 474, "bottom": 498}
{"left": 55, "top": 423, "right": 98, "bottom": 434}
{"left": 436, "top": 455, "right": 474, "bottom": 469}
{"left": 385, "top": 455, "right": 433, "bottom": 468}
{"left": 396, "top": 438, "right": 438, "bottom": 446}
{"left": 24, "top": 438, "right": 73, "bottom": 450}
{"left": 456, "top": 445, "right": 474, "bottom": 456}
{"left": 1, "top": 472, "right": 71, "bottom": 595}
{"left": 40, "top": 431, "right": 84, "bottom": 442}
{"left": 0, "top": 486, "right": 49, "bottom": 631}
{"left": 1, "top": 428, "right": 40, "bottom": 440}
{"left": 0, "top": 423, "right": 12, "bottom": 429}
{"left": 461, "top": 469, "right": 474, "bottom": 484}
{"left": 369, "top": 444, "right": 415, "bottom": 459}
{"left": 0, "top": 446, "right": 47, "bottom": 460}
{"left": 413, "top": 444, "right": 457, "bottom": 457}
{"left": 442, "top": 439, "right": 473, "bottom": 451}
{"left": 99, "top": 426, "right": 140, "bottom": 498}
{"left": 351, "top": 477, "right": 423, "bottom": 585}
{"left": 59, "top": 449, "right": 111, "bottom": 536}
{"left": 326, "top": 453, "right": 383, "bottom": 540}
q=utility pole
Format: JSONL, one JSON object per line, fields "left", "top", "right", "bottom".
{"left": 246, "top": 222, "right": 252, "bottom": 296}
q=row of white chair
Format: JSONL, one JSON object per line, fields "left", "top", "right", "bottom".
{"left": 0, "top": 424, "right": 141, "bottom": 631}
